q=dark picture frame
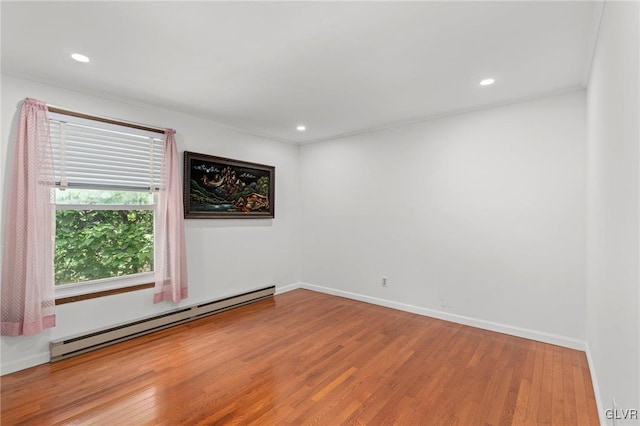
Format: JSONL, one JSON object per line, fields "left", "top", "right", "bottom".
{"left": 183, "top": 151, "right": 275, "bottom": 219}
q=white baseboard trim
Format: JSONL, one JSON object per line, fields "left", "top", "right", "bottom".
{"left": 276, "top": 282, "right": 302, "bottom": 295}
{"left": 300, "top": 283, "right": 586, "bottom": 351}
{"left": 2, "top": 283, "right": 587, "bottom": 376}
{"left": 585, "top": 344, "right": 607, "bottom": 425}
{"left": 1, "top": 351, "right": 50, "bottom": 376}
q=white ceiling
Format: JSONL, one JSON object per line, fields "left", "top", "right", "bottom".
{"left": 2, "top": 1, "right": 598, "bottom": 144}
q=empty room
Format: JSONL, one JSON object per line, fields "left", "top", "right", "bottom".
{"left": 1, "top": 1, "right": 638, "bottom": 425}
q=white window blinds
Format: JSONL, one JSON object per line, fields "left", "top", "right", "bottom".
{"left": 49, "top": 112, "right": 164, "bottom": 191}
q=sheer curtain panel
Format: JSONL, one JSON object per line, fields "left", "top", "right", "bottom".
{"left": 1, "top": 98, "right": 56, "bottom": 336}
{"left": 153, "top": 129, "right": 188, "bottom": 303}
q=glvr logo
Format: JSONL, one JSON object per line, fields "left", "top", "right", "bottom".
{"left": 605, "top": 408, "right": 639, "bottom": 420}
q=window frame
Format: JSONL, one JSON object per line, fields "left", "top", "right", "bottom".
{"left": 48, "top": 109, "right": 165, "bottom": 301}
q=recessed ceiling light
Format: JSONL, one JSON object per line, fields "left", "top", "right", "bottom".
{"left": 296, "top": 125, "right": 307, "bottom": 132}
{"left": 71, "top": 53, "right": 90, "bottom": 63}
{"left": 480, "top": 78, "right": 495, "bottom": 86}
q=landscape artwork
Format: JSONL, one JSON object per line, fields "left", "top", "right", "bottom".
{"left": 183, "top": 151, "right": 275, "bottom": 219}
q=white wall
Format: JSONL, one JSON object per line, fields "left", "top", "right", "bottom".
{"left": 586, "top": 1, "right": 640, "bottom": 423}
{"left": 0, "top": 74, "right": 301, "bottom": 374}
{"left": 300, "top": 91, "right": 587, "bottom": 345}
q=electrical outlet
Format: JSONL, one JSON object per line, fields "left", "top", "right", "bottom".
{"left": 382, "top": 276, "right": 388, "bottom": 287}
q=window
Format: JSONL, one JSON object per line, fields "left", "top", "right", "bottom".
{"left": 49, "top": 112, "right": 164, "bottom": 297}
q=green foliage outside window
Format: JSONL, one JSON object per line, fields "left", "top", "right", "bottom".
{"left": 54, "top": 189, "right": 154, "bottom": 286}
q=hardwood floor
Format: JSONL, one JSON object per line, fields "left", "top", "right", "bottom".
{"left": 1, "top": 289, "right": 599, "bottom": 425}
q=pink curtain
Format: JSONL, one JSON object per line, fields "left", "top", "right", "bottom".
{"left": 153, "top": 129, "right": 188, "bottom": 303}
{"left": 1, "top": 98, "right": 56, "bottom": 336}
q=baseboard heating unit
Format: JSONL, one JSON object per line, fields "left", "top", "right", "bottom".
{"left": 50, "top": 285, "right": 275, "bottom": 362}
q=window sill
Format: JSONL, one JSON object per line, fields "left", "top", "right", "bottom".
{"left": 55, "top": 273, "right": 155, "bottom": 305}
{"left": 55, "top": 283, "right": 154, "bottom": 305}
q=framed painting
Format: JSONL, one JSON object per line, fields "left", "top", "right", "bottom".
{"left": 183, "top": 151, "right": 275, "bottom": 219}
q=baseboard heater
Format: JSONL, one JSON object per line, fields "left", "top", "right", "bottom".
{"left": 50, "top": 285, "right": 275, "bottom": 362}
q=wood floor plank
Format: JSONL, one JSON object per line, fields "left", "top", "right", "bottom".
{"left": 310, "top": 366, "right": 358, "bottom": 402}
{"left": 551, "top": 346, "right": 566, "bottom": 425}
{"left": 0, "top": 289, "right": 599, "bottom": 425}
